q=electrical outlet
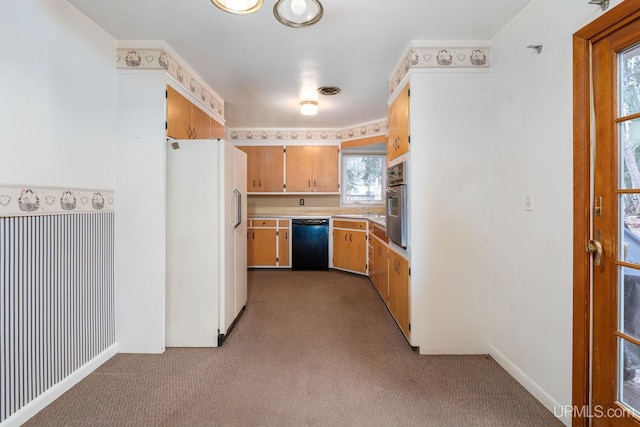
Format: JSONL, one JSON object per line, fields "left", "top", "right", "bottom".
{"left": 524, "top": 192, "right": 534, "bottom": 211}
{"left": 299, "top": 198, "right": 304, "bottom": 206}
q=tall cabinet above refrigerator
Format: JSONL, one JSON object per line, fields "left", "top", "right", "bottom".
{"left": 165, "top": 139, "right": 247, "bottom": 347}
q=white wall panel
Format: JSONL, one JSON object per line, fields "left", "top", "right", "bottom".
{"left": 0, "top": 0, "right": 115, "bottom": 190}
{"left": 489, "top": 1, "right": 624, "bottom": 424}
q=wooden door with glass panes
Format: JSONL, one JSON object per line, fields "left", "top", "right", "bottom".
{"left": 577, "top": 5, "right": 640, "bottom": 425}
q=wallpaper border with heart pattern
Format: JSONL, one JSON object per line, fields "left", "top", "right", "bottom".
{"left": 228, "top": 119, "right": 387, "bottom": 143}
{"left": 116, "top": 48, "right": 225, "bottom": 123}
{"left": 390, "top": 47, "right": 491, "bottom": 95}
{"left": 0, "top": 185, "right": 114, "bottom": 217}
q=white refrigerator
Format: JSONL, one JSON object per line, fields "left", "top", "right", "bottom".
{"left": 165, "top": 139, "right": 247, "bottom": 347}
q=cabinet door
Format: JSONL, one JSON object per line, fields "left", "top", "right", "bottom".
{"left": 388, "top": 83, "right": 410, "bottom": 160}
{"left": 258, "top": 146, "right": 284, "bottom": 192}
{"left": 210, "top": 117, "right": 224, "bottom": 139}
{"left": 238, "top": 146, "right": 284, "bottom": 192}
{"left": 190, "top": 104, "right": 210, "bottom": 140}
{"left": 166, "top": 86, "right": 191, "bottom": 139}
{"left": 388, "top": 252, "right": 398, "bottom": 315}
{"left": 380, "top": 242, "right": 389, "bottom": 301}
{"left": 286, "top": 146, "right": 314, "bottom": 192}
{"left": 372, "top": 237, "right": 389, "bottom": 299}
{"left": 313, "top": 146, "right": 339, "bottom": 192}
{"left": 247, "top": 228, "right": 277, "bottom": 266}
{"left": 348, "top": 231, "right": 367, "bottom": 273}
{"left": 368, "top": 237, "right": 376, "bottom": 289}
{"left": 278, "top": 226, "right": 290, "bottom": 267}
{"left": 238, "top": 146, "right": 260, "bottom": 192}
{"left": 390, "top": 249, "right": 410, "bottom": 337}
{"left": 332, "top": 229, "right": 350, "bottom": 269}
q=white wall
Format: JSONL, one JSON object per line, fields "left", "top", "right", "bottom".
{"left": 114, "top": 71, "right": 168, "bottom": 353}
{"left": 489, "top": 0, "right": 623, "bottom": 424}
{"left": 0, "top": 2, "right": 117, "bottom": 424}
{"left": 408, "top": 70, "right": 492, "bottom": 354}
{"left": 0, "top": 0, "right": 115, "bottom": 189}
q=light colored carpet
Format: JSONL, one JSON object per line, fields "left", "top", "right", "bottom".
{"left": 25, "top": 270, "right": 563, "bottom": 426}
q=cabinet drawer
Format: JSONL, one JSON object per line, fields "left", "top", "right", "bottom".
{"left": 278, "top": 219, "right": 290, "bottom": 228}
{"left": 370, "top": 223, "right": 388, "bottom": 242}
{"left": 333, "top": 220, "right": 367, "bottom": 230}
{"left": 251, "top": 219, "right": 277, "bottom": 227}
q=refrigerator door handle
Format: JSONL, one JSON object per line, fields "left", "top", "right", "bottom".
{"left": 234, "top": 189, "right": 242, "bottom": 228}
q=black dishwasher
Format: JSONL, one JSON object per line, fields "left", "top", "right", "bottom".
{"left": 291, "top": 218, "right": 329, "bottom": 270}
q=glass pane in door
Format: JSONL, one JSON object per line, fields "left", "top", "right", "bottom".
{"left": 620, "top": 44, "right": 640, "bottom": 118}
{"left": 622, "top": 266, "right": 640, "bottom": 342}
{"left": 619, "top": 41, "right": 640, "bottom": 413}
{"left": 620, "top": 119, "right": 640, "bottom": 190}
{"left": 621, "top": 337, "right": 640, "bottom": 413}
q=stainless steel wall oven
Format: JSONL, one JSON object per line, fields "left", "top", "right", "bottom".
{"left": 386, "top": 161, "right": 407, "bottom": 248}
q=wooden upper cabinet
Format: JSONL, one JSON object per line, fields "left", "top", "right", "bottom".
{"left": 313, "top": 146, "right": 339, "bottom": 192}
{"left": 286, "top": 145, "right": 339, "bottom": 193}
{"left": 210, "top": 118, "right": 224, "bottom": 139}
{"left": 285, "top": 146, "right": 313, "bottom": 191}
{"left": 237, "top": 145, "right": 284, "bottom": 193}
{"left": 388, "top": 82, "right": 410, "bottom": 161}
{"left": 166, "top": 86, "right": 223, "bottom": 140}
{"left": 190, "top": 104, "right": 210, "bottom": 140}
{"left": 167, "top": 86, "right": 192, "bottom": 139}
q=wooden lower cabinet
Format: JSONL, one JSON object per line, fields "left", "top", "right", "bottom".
{"left": 247, "top": 228, "right": 277, "bottom": 266}
{"left": 370, "top": 235, "right": 389, "bottom": 300}
{"left": 332, "top": 220, "right": 367, "bottom": 274}
{"left": 247, "top": 218, "right": 290, "bottom": 268}
{"left": 389, "top": 248, "right": 410, "bottom": 338}
{"left": 277, "top": 220, "right": 290, "bottom": 267}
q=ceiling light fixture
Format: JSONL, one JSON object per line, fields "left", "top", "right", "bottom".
{"left": 210, "top": 0, "right": 262, "bottom": 15}
{"left": 300, "top": 100, "right": 318, "bottom": 115}
{"left": 318, "top": 86, "right": 341, "bottom": 96}
{"left": 274, "top": 0, "right": 323, "bottom": 28}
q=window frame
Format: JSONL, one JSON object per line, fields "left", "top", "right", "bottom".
{"left": 340, "top": 147, "right": 386, "bottom": 207}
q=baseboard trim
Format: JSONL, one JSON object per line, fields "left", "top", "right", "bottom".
{"left": 489, "top": 345, "right": 570, "bottom": 426}
{"left": 1, "top": 343, "right": 119, "bottom": 427}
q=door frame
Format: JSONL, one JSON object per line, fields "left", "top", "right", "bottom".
{"left": 574, "top": 2, "right": 640, "bottom": 426}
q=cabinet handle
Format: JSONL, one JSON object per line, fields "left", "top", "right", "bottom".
{"left": 259, "top": 180, "right": 262, "bottom": 188}
{"left": 308, "top": 180, "right": 311, "bottom": 188}
{"left": 344, "top": 234, "right": 348, "bottom": 242}
{"left": 314, "top": 180, "right": 317, "bottom": 188}
{"left": 349, "top": 234, "right": 352, "bottom": 242}
{"left": 253, "top": 180, "right": 256, "bottom": 188}
{"left": 252, "top": 232, "right": 255, "bottom": 239}
{"left": 285, "top": 231, "right": 288, "bottom": 240}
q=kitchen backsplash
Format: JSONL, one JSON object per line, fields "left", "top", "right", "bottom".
{"left": 248, "top": 195, "right": 383, "bottom": 216}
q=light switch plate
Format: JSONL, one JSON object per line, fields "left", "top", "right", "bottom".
{"left": 524, "top": 192, "right": 534, "bottom": 211}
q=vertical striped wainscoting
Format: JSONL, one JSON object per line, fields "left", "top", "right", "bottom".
{"left": 0, "top": 211, "right": 115, "bottom": 423}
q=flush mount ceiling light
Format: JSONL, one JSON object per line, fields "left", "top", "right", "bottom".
{"left": 274, "top": 0, "right": 324, "bottom": 28}
{"left": 210, "top": 0, "right": 262, "bottom": 15}
{"left": 300, "top": 100, "right": 318, "bottom": 115}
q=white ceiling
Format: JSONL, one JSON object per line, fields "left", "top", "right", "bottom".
{"left": 67, "top": 0, "right": 532, "bottom": 129}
